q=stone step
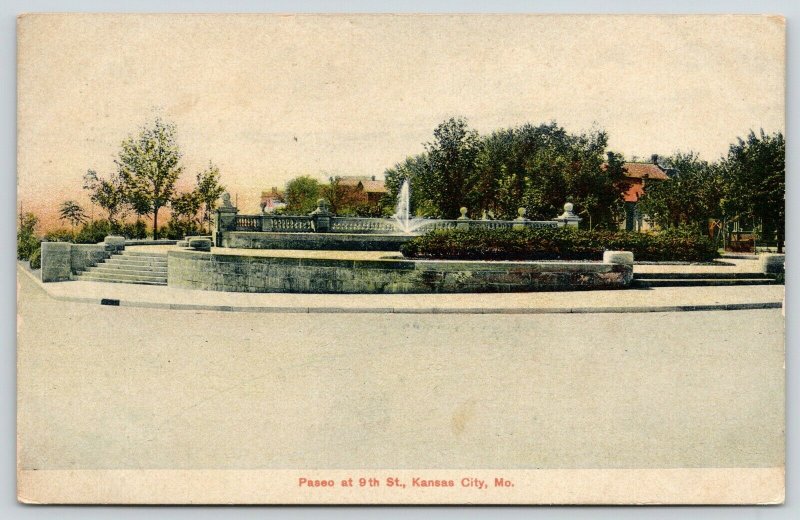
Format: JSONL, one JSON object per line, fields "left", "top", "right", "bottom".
{"left": 97, "top": 262, "right": 167, "bottom": 271}
{"left": 631, "top": 278, "right": 780, "bottom": 288}
{"left": 91, "top": 265, "right": 168, "bottom": 275}
{"left": 121, "top": 251, "right": 168, "bottom": 258}
{"left": 78, "top": 274, "right": 167, "bottom": 286}
{"left": 105, "top": 256, "right": 167, "bottom": 266}
{"left": 634, "top": 272, "right": 774, "bottom": 280}
{"left": 78, "top": 271, "right": 167, "bottom": 284}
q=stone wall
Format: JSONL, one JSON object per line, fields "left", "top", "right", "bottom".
{"left": 70, "top": 244, "right": 112, "bottom": 273}
{"left": 168, "top": 250, "right": 633, "bottom": 294}
{"left": 40, "top": 242, "right": 113, "bottom": 282}
{"left": 222, "top": 231, "right": 415, "bottom": 251}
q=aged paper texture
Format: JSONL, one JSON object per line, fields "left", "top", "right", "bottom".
{"left": 16, "top": 13, "right": 785, "bottom": 504}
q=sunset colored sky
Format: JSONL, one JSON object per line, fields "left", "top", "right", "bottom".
{"left": 18, "top": 14, "right": 784, "bottom": 230}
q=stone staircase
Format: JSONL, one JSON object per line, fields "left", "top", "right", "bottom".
{"left": 632, "top": 272, "right": 781, "bottom": 288}
{"left": 77, "top": 250, "right": 168, "bottom": 286}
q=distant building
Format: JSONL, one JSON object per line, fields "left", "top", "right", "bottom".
{"left": 260, "top": 187, "right": 287, "bottom": 213}
{"left": 335, "top": 175, "right": 388, "bottom": 205}
{"left": 604, "top": 154, "right": 670, "bottom": 232}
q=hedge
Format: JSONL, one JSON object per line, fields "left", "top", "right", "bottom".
{"left": 29, "top": 248, "right": 41, "bottom": 269}
{"left": 400, "top": 227, "right": 719, "bottom": 262}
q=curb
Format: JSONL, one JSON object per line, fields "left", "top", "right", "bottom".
{"left": 19, "top": 264, "right": 783, "bottom": 315}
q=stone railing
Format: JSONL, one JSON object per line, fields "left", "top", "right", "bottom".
{"left": 234, "top": 214, "right": 314, "bottom": 232}
{"left": 231, "top": 214, "right": 559, "bottom": 234}
{"left": 214, "top": 195, "right": 581, "bottom": 246}
{"left": 330, "top": 217, "right": 399, "bottom": 234}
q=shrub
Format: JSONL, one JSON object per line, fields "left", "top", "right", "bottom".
{"left": 43, "top": 228, "right": 75, "bottom": 242}
{"left": 162, "top": 219, "right": 202, "bottom": 240}
{"left": 29, "top": 248, "right": 41, "bottom": 269}
{"left": 120, "top": 220, "right": 148, "bottom": 239}
{"left": 400, "top": 227, "right": 719, "bottom": 262}
{"left": 17, "top": 213, "right": 40, "bottom": 261}
{"left": 74, "top": 220, "right": 112, "bottom": 244}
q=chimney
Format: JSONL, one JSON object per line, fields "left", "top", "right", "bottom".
{"left": 606, "top": 151, "right": 614, "bottom": 163}
{"left": 651, "top": 154, "right": 659, "bottom": 165}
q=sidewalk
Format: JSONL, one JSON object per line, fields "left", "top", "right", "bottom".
{"left": 18, "top": 263, "right": 784, "bottom": 315}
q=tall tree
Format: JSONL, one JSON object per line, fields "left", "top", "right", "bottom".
{"left": 116, "top": 118, "right": 184, "bottom": 239}
{"left": 721, "top": 130, "right": 785, "bottom": 252}
{"left": 195, "top": 161, "right": 226, "bottom": 233}
{"left": 424, "top": 117, "right": 481, "bottom": 218}
{"left": 58, "top": 200, "right": 87, "bottom": 232}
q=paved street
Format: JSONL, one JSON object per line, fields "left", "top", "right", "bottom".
{"left": 17, "top": 271, "right": 784, "bottom": 471}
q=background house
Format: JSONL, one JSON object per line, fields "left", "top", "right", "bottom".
{"left": 336, "top": 175, "right": 388, "bottom": 205}
{"left": 260, "top": 187, "right": 286, "bottom": 213}
{"left": 616, "top": 155, "right": 670, "bottom": 231}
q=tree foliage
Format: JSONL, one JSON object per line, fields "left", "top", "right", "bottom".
{"left": 384, "top": 118, "right": 628, "bottom": 227}
{"left": 284, "top": 175, "right": 321, "bottom": 214}
{"left": 17, "top": 212, "right": 40, "bottom": 261}
{"left": 637, "top": 152, "right": 725, "bottom": 232}
{"left": 721, "top": 130, "right": 785, "bottom": 251}
{"left": 116, "top": 118, "right": 184, "bottom": 239}
{"left": 58, "top": 200, "right": 88, "bottom": 231}
{"left": 83, "top": 169, "right": 127, "bottom": 224}
{"left": 195, "top": 162, "right": 226, "bottom": 232}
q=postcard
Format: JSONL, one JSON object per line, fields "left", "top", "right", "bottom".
{"left": 16, "top": 13, "right": 785, "bottom": 504}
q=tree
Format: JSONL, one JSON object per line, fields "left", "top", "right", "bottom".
{"left": 284, "top": 176, "right": 321, "bottom": 214}
{"left": 384, "top": 119, "right": 628, "bottom": 226}
{"left": 637, "top": 152, "right": 725, "bottom": 232}
{"left": 424, "top": 117, "right": 481, "bottom": 218}
{"left": 83, "top": 169, "right": 127, "bottom": 224}
{"left": 116, "top": 118, "right": 184, "bottom": 239}
{"left": 721, "top": 130, "right": 785, "bottom": 252}
{"left": 58, "top": 200, "right": 88, "bottom": 232}
{"left": 195, "top": 162, "right": 225, "bottom": 233}
{"left": 170, "top": 191, "right": 202, "bottom": 224}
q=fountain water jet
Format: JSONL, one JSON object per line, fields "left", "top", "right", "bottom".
{"left": 391, "top": 179, "right": 429, "bottom": 234}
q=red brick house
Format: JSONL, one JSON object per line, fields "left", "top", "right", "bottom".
{"left": 603, "top": 154, "right": 670, "bottom": 231}
{"left": 336, "top": 176, "right": 388, "bottom": 205}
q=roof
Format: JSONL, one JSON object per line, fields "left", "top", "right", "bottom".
{"left": 338, "top": 177, "right": 387, "bottom": 193}
{"left": 620, "top": 162, "right": 670, "bottom": 180}
{"left": 357, "top": 180, "right": 388, "bottom": 193}
{"left": 602, "top": 161, "right": 669, "bottom": 180}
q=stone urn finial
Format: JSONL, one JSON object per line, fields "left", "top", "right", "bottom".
{"left": 554, "top": 201, "right": 582, "bottom": 228}
{"left": 513, "top": 207, "right": 529, "bottom": 230}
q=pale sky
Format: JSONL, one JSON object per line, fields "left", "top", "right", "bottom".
{"left": 18, "top": 14, "right": 784, "bottom": 226}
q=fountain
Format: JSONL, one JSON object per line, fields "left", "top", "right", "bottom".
{"left": 391, "top": 179, "right": 429, "bottom": 234}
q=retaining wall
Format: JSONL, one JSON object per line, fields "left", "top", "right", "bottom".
{"left": 221, "top": 231, "right": 415, "bottom": 251}
{"left": 168, "top": 249, "right": 633, "bottom": 294}
{"left": 40, "top": 242, "right": 113, "bottom": 282}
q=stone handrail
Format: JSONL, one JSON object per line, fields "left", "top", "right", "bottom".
{"left": 330, "top": 217, "right": 399, "bottom": 234}
{"left": 232, "top": 214, "right": 559, "bottom": 234}
{"left": 234, "top": 214, "right": 314, "bottom": 232}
